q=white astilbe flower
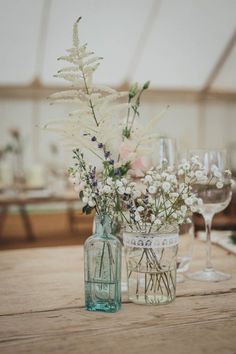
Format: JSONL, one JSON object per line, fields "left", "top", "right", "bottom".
{"left": 46, "top": 17, "right": 129, "bottom": 159}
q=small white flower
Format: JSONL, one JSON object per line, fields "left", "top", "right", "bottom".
{"left": 106, "top": 177, "right": 113, "bottom": 185}
{"left": 168, "top": 175, "right": 177, "bottom": 183}
{"left": 137, "top": 206, "right": 144, "bottom": 212}
{"left": 133, "top": 190, "right": 141, "bottom": 198}
{"left": 178, "top": 169, "right": 184, "bottom": 176}
{"left": 118, "top": 187, "right": 125, "bottom": 195}
{"left": 165, "top": 200, "right": 171, "bottom": 209}
{"left": 181, "top": 205, "right": 187, "bottom": 214}
{"left": 125, "top": 187, "right": 131, "bottom": 194}
{"left": 189, "top": 171, "right": 195, "bottom": 178}
{"left": 190, "top": 205, "right": 198, "bottom": 212}
{"left": 161, "top": 172, "right": 168, "bottom": 179}
{"left": 183, "top": 162, "right": 190, "bottom": 171}
{"left": 144, "top": 175, "right": 152, "bottom": 183}
{"left": 179, "top": 183, "right": 187, "bottom": 193}
{"left": 88, "top": 200, "right": 96, "bottom": 207}
{"left": 185, "top": 197, "right": 193, "bottom": 206}
{"left": 116, "top": 180, "right": 123, "bottom": 187}
{"left": 83, "top": 190, "right": 89, "bottom": 197}
{"left": 103, "top": 185, "right": 112, "bottom": 193}
{"left": 159, "top": 210, "right": 165, "bottom": 217}
{"left": 154, "top": 218, "right": 161, "bottom": 225}
{"left": 195, "top": 170, "right": 203, "bottom": 179}
{"left": 121, "top": 178, "right": 128, "bottom": 185}
{"left": 185, "top": 176, "right": 191, "bottom": 183}
{"left": 162, "top": 181, "right": 171, "bottom": 192}
{"left": 216, "top": 181, "right": 224, "bottom": 189}
{"left": 148, "top": 186, "right": 157, "bottom": 194}
{"left": 148, "top": 196, "right": 155, "bottom": 205}
{"left": 225, "top": 169, "right": 232, "bottom": 176}
{"left": 191, "top": 155, "right": 199, "bottom": 164}
{"left": 134, "top": 214, "right": 141, "bottom": 222}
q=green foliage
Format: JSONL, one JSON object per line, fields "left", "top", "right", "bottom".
{"left": 82, "top": 204, "right": 93, "bottom": 215}
{"left": 230, "top": 234, "right": 236, "bottom": 244}
{"left": 119, "top": 162, "right": 130, "bottom": 176}
{"left": 143, "top": 81, "right": 150, "bottom": 90}
{"left": 128, "top": 83, "right": 139, "bottom": 100}
{"left": 122, "top": 127, "right": 131, "bottom": 139}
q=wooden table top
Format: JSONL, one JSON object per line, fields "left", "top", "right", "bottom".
{"left": 0, "top": 240, "right": 236, "bottom": 354}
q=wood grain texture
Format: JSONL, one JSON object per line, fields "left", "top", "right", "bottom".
{"left": 0, "top": 240, "right": 236, "bottom": 354}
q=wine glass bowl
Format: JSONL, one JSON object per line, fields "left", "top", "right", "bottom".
{"left": 194, "top": 182, "right": 232, "bottom": 216}
{"left": 187, "top": 149, "right": 233, "bottom": 282}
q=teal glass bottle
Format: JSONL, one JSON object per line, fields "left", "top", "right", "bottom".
{"left": 84, "top": 214, "right": 122, "bottom": 312}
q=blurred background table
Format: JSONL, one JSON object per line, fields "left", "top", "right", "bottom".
{"left": 0, "top": 190, "right": 84, "bottom": 244}
{"left": 0, "top": 239, "right": 235, "bottom": 354}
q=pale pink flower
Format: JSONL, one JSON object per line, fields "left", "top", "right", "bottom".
{"left": 119, "top": 141, "right": 151, "bottom": 177}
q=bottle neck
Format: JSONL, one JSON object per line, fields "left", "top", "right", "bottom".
{"left": 95, "top": 214, "right": 112, "bottom": 237}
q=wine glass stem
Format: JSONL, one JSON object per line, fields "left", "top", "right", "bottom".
{"left": 204, "top": 214, "right": 213, "bottom": 271}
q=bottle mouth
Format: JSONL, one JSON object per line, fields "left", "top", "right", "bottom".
{"left": 95, "top": 214, "right": 112, "bottom": 234}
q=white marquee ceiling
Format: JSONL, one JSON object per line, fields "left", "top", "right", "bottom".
{"left": 0, "top": 0, "right": 236, "bottom": 91}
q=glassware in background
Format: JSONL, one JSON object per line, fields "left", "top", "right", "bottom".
{"left": 177, "top": 219, "right": 194, "bottom": 283}
{"left": 187, "top": 149, "right": 232, "bottom": 282}
{"left": 152, "top": 137, "right": 177, "bottom": 168}
{"left": 84, "top": 214, "right": 122, "bottom": 312}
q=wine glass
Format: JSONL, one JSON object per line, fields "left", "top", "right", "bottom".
{"left": 187, "top": 149, "right": 232, "bottom": 282}
{"left": 152, "top": 137, "right": 177, "bottom": 168}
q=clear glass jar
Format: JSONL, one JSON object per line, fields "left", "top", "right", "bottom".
{"left": 84, "top": 214, "right": 122, "bottom": 312}
{"left": 123, "top": 224, "right": 179, "bottom": 305}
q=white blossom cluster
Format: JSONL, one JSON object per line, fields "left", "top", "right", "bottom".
{"left": 70, "top": 153, "right": 233, "bottom": 232}
{"left": 121, "top": 160, "right": 203, "bottom": 229}
{"left": 69, "top": 154, "right": 117, "bottom": 215}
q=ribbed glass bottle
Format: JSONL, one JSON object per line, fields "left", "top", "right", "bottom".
{"left": 84, "top": 214, "right": 122, "bottom": 312}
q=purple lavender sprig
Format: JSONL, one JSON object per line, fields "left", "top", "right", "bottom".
{"left": 89, "top": 135, "right": 131, "bottom": 178}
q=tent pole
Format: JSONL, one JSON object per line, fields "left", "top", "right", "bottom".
{"left": 201, "top": 29, "right": 236, "bottom": 94}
